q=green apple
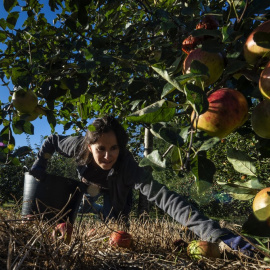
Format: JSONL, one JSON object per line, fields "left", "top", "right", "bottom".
{"left": 244, "top": 20, "right": 270, "bottom": 65}
{"left": 18, "top": 106, "right": 46, "bottom": 121}
{"left": 253, "top": 187, "right": 270, "bottom": 221}
{"left": 12, "top": 88, "right": 38, "bottom": 114}
{"left": 251, "top": 99, "right": 270, "bottom": 139}
{"left": 183, "top": 48, "right": 225, "bottom": 87}
{"left": 192, "top": 88, "right": 249, "bottom": 139}
{"left": 187, "top": 240, "right": 221, "bottom": 260}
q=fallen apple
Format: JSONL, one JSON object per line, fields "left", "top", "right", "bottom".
{"left": 86, "top": 228, "right": 96, "bottom": 237}
{"left": 109, "top": 230, "right": 132, "bottom": 248}
{"left": 244, "top": 20, "right": 270, "bottom": 65}
{"left": 187, "top": 240, "right": 221, "bottom": 260}
{"left": 183, "top": 48, "right": 225, "bottom": 87}
{"left": 51, "top": 222, "right": 73, "bottom": 244}
{"left": 252, "top": 187, "right": 270, "bottom": 221}
{"left": 191, "top": 88, "right": 249, "bottom": 138}
{"left": 259, "top": 60, "right": 270, "bottom": 99}
{"left": 251, "top": 99, "right": 270, "bottom": 139}
{"left": 12, "top": 88, "right": 38, "bottom": 114}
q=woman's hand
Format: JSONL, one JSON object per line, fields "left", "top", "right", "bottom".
{"left": 29, "top": 164, "right": 47, "bottom": 181}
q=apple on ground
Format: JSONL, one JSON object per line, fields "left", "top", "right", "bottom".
{"left": 51, "top": 222, "right": 73, "bottom": 244}
{"left": 183, "top": 48, "right": 225, "bottom": 87}
{"left": 86, "top": 228, "right": 96, "bottom": 237}
{"left": 187, "top": 240, "right": 221, "bottom": 260}
{"left": 12, "top": 87, "right": 38, "bottom": 114}
{"left": 244, "top": 20, "right": 270, "bottom": 65}
{"left": 191, "top": 88, "right": 249, "bottom": 139}
{"left": 251, "top": 99, "right": 270, "bottom": 139}
{"left": 259, "top": 60, "right": 270, "bottom": 99}
{"left": 109, "top": 230, "right": 132, "bottom": 248}
{"left": 252, "top": 187, "right": 270, "bottom": 222}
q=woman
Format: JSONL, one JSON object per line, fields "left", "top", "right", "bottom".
{"left": 30, "top": 115, "right": 255, "bottom": 255}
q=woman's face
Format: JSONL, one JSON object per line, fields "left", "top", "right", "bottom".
{"left": 88, "top": 130, "right": 120, "bottom": 170}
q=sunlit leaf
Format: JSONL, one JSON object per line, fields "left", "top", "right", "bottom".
{"left": 227, "top": 148, "right": 257, "bottom": 176}
{"left": 127, "top": 100, "right": 177, "bottom": 124}
{"left": 139, "top": 150, "right": 166, "bottom": 170}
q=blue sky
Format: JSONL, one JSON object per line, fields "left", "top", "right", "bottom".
{"left": 0, "top": 1, "right": 74, "bottom": 148}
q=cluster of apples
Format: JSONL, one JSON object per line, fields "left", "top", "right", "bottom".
{"left": 12, "top": 87, "right": 46, "bottom": 122}
{"left": 246, "top": 21, "right": 270, "bottom": 139}
{"left": 182, "top": 16, "right": 249, "bottom": 139}
{"left": 182, "top": 15, "right": 225, "bottom": 88}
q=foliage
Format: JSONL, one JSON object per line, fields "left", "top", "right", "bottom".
{"left": 0, "top": 0, "right": 270, "bottom": 203}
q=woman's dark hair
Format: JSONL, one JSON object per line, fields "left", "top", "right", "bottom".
{"left": 76, "top": 115, "right": 128, "bottom": 165}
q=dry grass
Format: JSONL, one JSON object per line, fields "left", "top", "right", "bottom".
{"left": 0, "top": 206, "right": 269, "bottom": 270}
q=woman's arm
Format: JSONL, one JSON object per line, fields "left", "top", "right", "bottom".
{"left": 30, "top": 135, "right": 83, "bottom": 179}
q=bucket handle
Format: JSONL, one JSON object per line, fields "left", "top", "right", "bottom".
{"left": 23, "top": 166, "right": 29, "bottom": 173}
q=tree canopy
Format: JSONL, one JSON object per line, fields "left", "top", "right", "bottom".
{"left": 1, "top": 0, "right": 270, "bottom": 204}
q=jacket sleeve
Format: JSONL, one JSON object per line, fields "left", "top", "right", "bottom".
{"left": 33, "top": 135, "right": 83, "bottom": 168}
{"left": 125, "top": 153, "right": 230, "bottom": 242}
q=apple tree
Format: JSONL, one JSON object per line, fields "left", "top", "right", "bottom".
{"left": 1, "top": 0, "right": 270, "bottom": 211}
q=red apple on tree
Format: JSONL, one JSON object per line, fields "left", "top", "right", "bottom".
{"left": 187, "top": 240, "right": 221, "bottom": 260}
{"left": 182, "top": 35, "right": 204, "bottom": 55}
{"left": 259, "top": 60, "right": 270, "bottom": 99}
{"left": 109, "top": 230, "right": 132, "bottom": 248}
{"left": 251, "top": 99, "right": 270, "bottom": 139}
{"left": 191, "top": 88, "right": 249, "bottom": 139}
{"left": 196, "top": 15, "right": 219, "bottom": 30}
{"left": 183, "top": 48, "right": 225, "bottom": 87}
{"left": 252, "top": 187, "right": 270, "bottom": 222}
{"left": 51, "top": 222, "right": 73, "bottom": 244}
{"left": 12, "top": 87, "right": 38, "bottom": 114}
{"left": 244, "top": 20, "right": 270, "bottom": 65}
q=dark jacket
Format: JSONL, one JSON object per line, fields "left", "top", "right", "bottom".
{"left": 33, "top": 134, "right": 231, "bottom": 242}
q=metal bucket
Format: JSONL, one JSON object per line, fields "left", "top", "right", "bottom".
{"left": 21, "top": 172, "right": 87, "bottom": 224}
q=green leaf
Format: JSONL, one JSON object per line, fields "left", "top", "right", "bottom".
{"left": 161, "top": 74, "right": 201, "bottom": 98}
{"left": 139, "top": 150, "right": 166, "bottom": 170}
{"left": 189, "top": 60, "right": 209, "bottom": 76}
{"left": 217, "top": 179, "right": 264, "bottom": 200}
{"left": 191, "top": 155, "right": 216, "bottom": 193}
{"left": 12, "top": 146, "right": 32, "bottom": 157}
{"left": 227, "top": 148, "right": 257, "bottom": 176}
{"left": 224, "top": 59, "right": 246, "bottom": 75}
{"left": 46, "top": 111, "right": 56, "bottom": 131}
{"left": 184, "top": 83, "right": 208, "bottom": 115}
{"left": 192, "top": 29, "right": 222, "bottom": 39}
{"left": 4, "top": 0, "right": 18, "bottom": 12}
{"left": 127, "top": 100, "right": 177, "bottom": 124}
{"left": 12, "top": 120, "right": 34, "bottom": 135}
{"left": 151, "top": 65, "right": 184, "bottom": 93}
{"left": 150, "top": 123, "right": 185, "bottom": 146}
{"left": 197, "top": 137, "right": 220, "bottom": 152}
{"left": 6, "top": 12, "right": 19, "bottom": 29}
{"left": 253, "top": 31, "right": 270, "bottom": 49}
{"left": 171, "top": 145, "right": 183, "bottom": 173}
{"left": 242, "top": 213, "right": 270, "bottom": 237}
{"left": 0, "top": 126, "right": 15, "bottom": 145}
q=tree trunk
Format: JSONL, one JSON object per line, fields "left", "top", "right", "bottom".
{"left": 137, "top": 127, "right": 153, "bottom": 218}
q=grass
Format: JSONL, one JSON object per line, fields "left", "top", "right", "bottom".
{"left": 0, "top": 204, "right": 270, "bottom": 270}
